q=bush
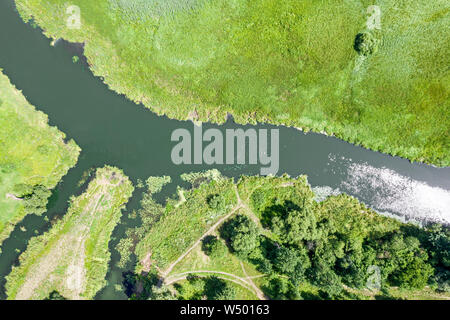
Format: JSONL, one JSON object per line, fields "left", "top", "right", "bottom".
{"left": 22, "top": 185, "right": 52, "bottom": 215}
{"left": 201, "top": 235, "right": 227, "bottom": 258}
{"left": 206, "top": 194, "right": 226, "bottom": 211}
{"left": 45, "top": 290, "right": 66, "bottom": 300}
{"left": 354, "top": 32, "right": 379, "bottom": 56}
{"left": 220, "top": 214, "right": 260, "bottom": 258}
{"left": 204, "top": 276, "right": 236, "bottom": 300}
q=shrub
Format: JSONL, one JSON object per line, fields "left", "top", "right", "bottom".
{"left": 201, "top": 235, "right": 227, "bottom": 258}
{"left": 354, "top": 32, "right": 379, "bottom": 56}
{"left": 220, "top": 214, "right": 260, "bottom": 258}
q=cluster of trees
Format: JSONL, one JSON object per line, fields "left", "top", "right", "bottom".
{"left": 120, "top": 175, "right": 449, "bottom": 300}
{"left": 13, "top": 183, "right": 52, "bottom": 215}
{"left": 219, "top": 194, "right": 449, "bottom": 299}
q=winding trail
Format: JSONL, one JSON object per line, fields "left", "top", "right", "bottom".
{"left": 152, "top": 186, "right": 269, "bottom": 300}
{"left": 166, "top": 274, "right": 255, "bottom": 295}
{"left": 240, "top": 261, "right": 267, "bottom": 300}
{"left": 155, "top": 186, "right": 243, "bottom": 286}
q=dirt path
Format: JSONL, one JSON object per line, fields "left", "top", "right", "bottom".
{"left": 14, "top": 174, "right": 124, "bottom": 299}
{"left": 159, "top": 204, "right": 243, "bottom": 278}
{"left": 154, "top": 187, "right": 243, "bottom": 283}
{"left": 240, "top": 262, "right": 267, "bottom": 300}
{"left": 166, "top": 275, "right": 254, "bottom": 295}
{"left": 167, "top": 270, "right": 251, "bottom": 286}
{"left": 6, "top": 193, "right": 22, "bottom": 201}
{"left": 151, "top": 186, "right": 268, "bottom": 300}
{"left": 166, "top": 270, "right": 255, "bottom": 293}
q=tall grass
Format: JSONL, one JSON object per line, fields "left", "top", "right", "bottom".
{"left": 0, "top": 70, "right": 80, "bottom": 244}
{"left": 15, "top": 0, "right": 450, "bottom": 166}
{"left": 5, "top": 166, "right": 134, "bottom": 300}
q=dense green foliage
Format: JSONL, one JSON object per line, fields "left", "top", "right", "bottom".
{"left": 201, "top": 235, "right": 227, "bottom": 259}
{"left": 5, "top": 166, "right": 134, "bottom": 300}
{"left": 120, "top": 172, "right": 449, "bottom": 300}
{"left": 14, "top": 184, "right": 52, "bottom": 215}
{"left": 354, "top": 31, "right": 380, "bottom": 56}
{"left": 234, "top": 175, "right": 449, "bottom": 299}
{"left": 0, "top": 70, "right": 80, "bottom": 244}
{"left": 146, "top": 176, "right": 171, "bottom": 194}
{"left": 15, "top": 0, "right": 450, "bottom": 166}
{"left": 45, "top": 290, "right": 67, "bottom": 300}
{"left": 220, "top": 214, "right": 260, "bottom": 258}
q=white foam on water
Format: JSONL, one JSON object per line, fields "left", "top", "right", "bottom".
{"left": 312, "top": 186, "right": 341, "bottom": 203}
{"left": 341, "top": 162, "right": 450, "bottom": 224}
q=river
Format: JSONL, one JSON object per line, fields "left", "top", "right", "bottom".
{"left": 0, "top": 0, "right": 449, "bottom": 299}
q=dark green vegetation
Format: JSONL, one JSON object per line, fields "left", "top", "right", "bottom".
{"left": 45, "top": 290, "right": 67, "bottom": 300}
{"left": 202, "top": 236, "right": 227, "bottom": 259}
{"left": 14, "top": 0, "right": 450, "bottom": 166}
{"left": 119, "top": 172, "right": 450, "bottom": 300}
{"left": 6, "top": 166, "right": 134, "bottom": 300}
{"left": 0, "top": 70, "right": 80, "bottom": 245}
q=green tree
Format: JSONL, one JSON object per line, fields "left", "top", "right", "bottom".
{"left": 22, "top": 185, "right": 52, "bottom": 215}
{"left": 354, "top": 32, "right": 379, "bottom": 56}
{"left": 215, "top": 284, "right": 236, "bottom": 300}
{"left": 149, "top": 285, "right": 176, "bottom": 300}
{"left": 45, "top": 290, "right": 66, "bottom": 300}
{"left": 221, "top": 214, "right": 260, "bottom": 258}
{"left": 374, "top": 233, "right": 433, "bottom": 289}
{"left": 309, "top": 259, "right": 343, "bottom": 299}
{"left": 204, "top": 276, "right": 236, "bottom": 300}
{"left": 207, "top": 194, "right": 226, "bottom": 211}
{"left": 202, "top": 235, "right": 227, "bottom": 259}
{"left": 426, "top": 224, "right": 450, "bottom": 268}
{"left": 271, "top": 207, "right": 318, "bottom": 245}
{"left": 392, "top": 257, "right": 434, "bottom": 289}
{"left": 274, "top": 245, "right": 310, "bottom": 284}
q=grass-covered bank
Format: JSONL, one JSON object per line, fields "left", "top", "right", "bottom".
{"left": 5, "top": 166, "right": 134, "bottom": 300}
{"left": 0, "top": 70, "right": 80, "bottom": 245}
{"left": 14, "top": 0, "right": 450, "bottom": 166}
{"left": 119, "top": 171, "right": 449, "bottom": 300}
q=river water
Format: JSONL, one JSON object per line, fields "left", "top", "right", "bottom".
{"left": 0, "top": 0, "right": 449, "bottom": 299}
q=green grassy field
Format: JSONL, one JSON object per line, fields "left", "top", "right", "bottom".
{"left": 134, "top": 172, "right": 238, "bottom": 270}
{"left": 0, "top": 70, "right": 80, "bottom": 245}
{"left": 14, "top": 0, "right": 450, "bottom": 166}
{"left": 5, "top": 166, "right": 134, "bottom": 300}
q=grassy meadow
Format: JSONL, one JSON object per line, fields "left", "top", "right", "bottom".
{"left": 0, "top": 70, "right": 80, "bottom": 245}
{"left": 134, "top": 171, "right": 238, "bottom": 270}
{"left": 5, "top": 166, "right": 134, "bottom": 300}
{"left": 14, "top": 0, "right": 450, "bottom": 166}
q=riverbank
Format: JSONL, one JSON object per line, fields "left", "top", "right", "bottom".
{"left": 121, "top": 171, "right": 450, "bottom": 300}
{"left": 14, "top": 0, "right": 450, "bottom": 167}
{"left": 1, "top": 0, "right": 449, "bottom": 300}
{"left": 5, "top": 166, "right": 133, "bottom": 300}
{"left": 0, "top": 70, "right": 80, "bottom": 245}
